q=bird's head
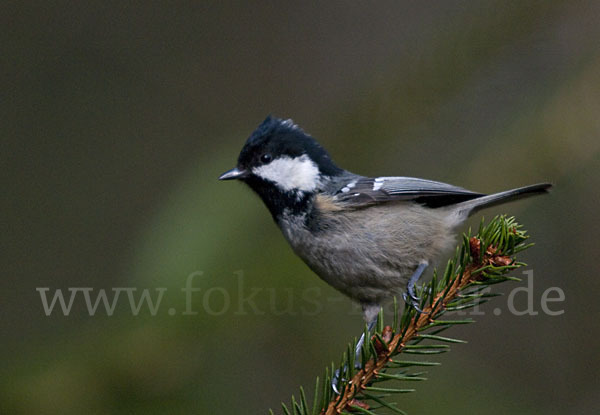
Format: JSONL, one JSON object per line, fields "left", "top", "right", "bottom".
{"left": 219, "top": 116, "right": 343, "bottom": 218}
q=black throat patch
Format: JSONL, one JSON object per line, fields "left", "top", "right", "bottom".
{"left": 243, "top": 175, "right": 315, "bottom": 221}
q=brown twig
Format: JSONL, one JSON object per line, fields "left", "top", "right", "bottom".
{"left": 325, "top": 237, "right": 512, "bottom": 415}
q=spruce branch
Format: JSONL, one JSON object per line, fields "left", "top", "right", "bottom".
{"left": 271, "top": 215, "right": 533, "bottom": 415}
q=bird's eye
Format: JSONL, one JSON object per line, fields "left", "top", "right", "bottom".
{"left": 260, "top": 153, "right": 272, "bottom": 164}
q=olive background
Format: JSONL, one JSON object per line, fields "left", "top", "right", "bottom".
{"left": 2, "top": 1, "right": 600, "bottom": 414}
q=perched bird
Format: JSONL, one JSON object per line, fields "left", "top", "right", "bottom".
{"left": 219, "top": 116, "right": 551, "bottom": 326}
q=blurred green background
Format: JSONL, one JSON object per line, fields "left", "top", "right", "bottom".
{"left": 3, "top": 1, "right": 600, "bottom": 414}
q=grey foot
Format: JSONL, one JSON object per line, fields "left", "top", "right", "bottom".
{"left": 332, "top": 320, "right": 376, "bottom": 394}
{"left": 404, "top": 262, "right": 429, "bottom": 313}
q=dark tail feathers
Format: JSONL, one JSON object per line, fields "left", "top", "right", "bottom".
{"left": 456, "top": 183, "right": 552, "bottom": 217}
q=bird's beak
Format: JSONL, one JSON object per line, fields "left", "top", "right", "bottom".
{"left": 218, "top": 167, "right": 247, "bottom": 181}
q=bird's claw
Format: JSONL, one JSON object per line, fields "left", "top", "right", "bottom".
{"left": 404, "top": 261, "right": 429, "bottom": 314}
{"left": 332, "top": 324, "right": 374, "bottom": 394}
{"left": 332, "top": 372, "right": 342, "bottom": 395}
{"left": 403, "top": 291, "right": 425, "bottom": 314}
{"left": 331, "top": 361, "right": 363, "bottom": 394}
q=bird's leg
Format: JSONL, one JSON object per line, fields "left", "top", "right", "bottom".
{"left": 331, "top": 308, "right": 378, "bottom": 394}
{"left": 403, "top": 261, "right": 428, "bottom": 313}
{"left": 354, "top": 319, "right": 376, "bottom": 361}
{"left": 333, "top": 262, "right": 429, "bottom": 393}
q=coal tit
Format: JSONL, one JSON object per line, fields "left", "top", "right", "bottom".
{"left": 219, "top": 116, "right": 551, "bottom": 324}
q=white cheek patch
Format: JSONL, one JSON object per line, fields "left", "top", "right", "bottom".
{"left": 253, "top": 154, "right": 321, "bottom": 192}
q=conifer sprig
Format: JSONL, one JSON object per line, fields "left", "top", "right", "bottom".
{"left": 271, "top": 216, "right": 532, "bottom": 415}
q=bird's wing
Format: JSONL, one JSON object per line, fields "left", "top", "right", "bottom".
{"left": 331, "top": 176, "right": 484, "bottom": 208}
